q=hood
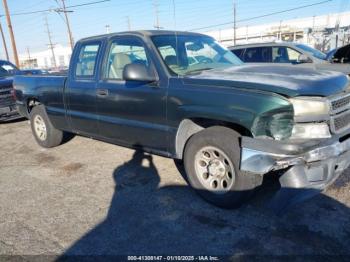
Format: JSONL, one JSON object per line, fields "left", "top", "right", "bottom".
{"left": 184, "top": 65, "right": 349, "bottom": 97}
{"left": 0, "top": 76, "right": 13, "bottom": 86}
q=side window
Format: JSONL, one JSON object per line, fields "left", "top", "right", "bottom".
{"left": 157, "top": 45, "right": 177, "bottom": 66}
{"left": 272, "top": 47, "right": 301, "bottom": 63}
{"left": 105, "top": 38, "right": 150, "bottom": 80}
{"left": 75, "top": 44, "right": 100, "bottom": 77}
{"left": 286, "top": 48, "right": 301, "bottom": 62}
{"left": 243, "top": 47, "right": 270, "bottom": 62}
{"left": 232, "top": 49, "right": 245, "bottom": 60}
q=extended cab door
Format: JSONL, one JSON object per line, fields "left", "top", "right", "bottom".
{"left": 65, "top": 41, "right": 103, "bottom": 135}
{"left": 241, "top": 47, "right": 272, "bottom": 63}
{"left": 271, "top": 46, "right": 302, "bottom": 63}
{"left": 96, "top": 36, "right": 168, "bottom": 152}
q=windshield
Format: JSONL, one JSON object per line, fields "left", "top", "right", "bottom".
{"left": 296, "top": 44, "right": 327, "bottom": 60}
{"left": 152, "top": 35, "right": 243, "bottom": 75}
{"left": 0, "top": 62, "right": 18, "bottom": 77}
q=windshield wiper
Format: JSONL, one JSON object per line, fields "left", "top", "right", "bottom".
{"left": 185, "top": 67, "right": 214, "bottom": 75}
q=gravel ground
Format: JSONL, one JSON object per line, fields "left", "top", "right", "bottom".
{"left": 0, "top": 119, "right": 350, "bottom": 258}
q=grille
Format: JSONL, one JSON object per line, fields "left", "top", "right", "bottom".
{"left": 0, "top": 85, "right": 14, "bottom": 105}
{"left": 330, "top": 93, "right": 350, "bottom": 114}
{"left": 331, "top": 110, "right": 350, "bottom": 133}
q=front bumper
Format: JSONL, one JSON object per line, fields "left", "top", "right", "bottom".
{"left": 0, "top": 104, "right": 22, "bottom": 122}
{"left": 241, "top": 134, "right": 350, "bottom": 190}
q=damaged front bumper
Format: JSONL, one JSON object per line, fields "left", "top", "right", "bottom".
{"left": 241, "top": 134, "right": 350, "bottom": 212}
{"left": 241, "top": 134, "right": 350, "bottom": 191}
{"left": 0, "top": 104, "right": 22, "bottom": 122}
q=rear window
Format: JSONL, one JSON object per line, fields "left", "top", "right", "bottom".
{"left": 243, "top": 47, "right": 271, "bottom": 62}
{"left": 75, "top": 44, "right": 100, "bottom": 77}
{"left": 231, "top": 49, "right": 245, "bottom": 60}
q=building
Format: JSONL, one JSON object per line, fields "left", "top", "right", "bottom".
{"left": 19, "top": 44, "right": 72, "bottom": 69}
{"left": 207, "top": 11, "right": 350, "bottom": 51}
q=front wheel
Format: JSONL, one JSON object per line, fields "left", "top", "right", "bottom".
{"left": 30, "top": 105, "right": 64, "bottom": 148}
{"left": 183, "top": 126, "right": 263, "bottom": 208}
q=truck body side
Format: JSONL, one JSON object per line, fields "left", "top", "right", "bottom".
{"left": 15, "top": 32, "right": 291, "bottom": 158}
{"left": 13, "top": 30, "right": 350, "bottom": 209}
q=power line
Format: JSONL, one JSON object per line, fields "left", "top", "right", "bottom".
{"left": 0, "top": 0, "right": 111, "bottom": 17}
{"left": 189, "top": 0, "right": 333, "bottom": 31}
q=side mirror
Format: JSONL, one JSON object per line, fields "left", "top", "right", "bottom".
{"left": 297, "top": 54, "right": 311, "bottom": 64}
{"left": 123, "top": 63, "right": 158, "bottom": 83}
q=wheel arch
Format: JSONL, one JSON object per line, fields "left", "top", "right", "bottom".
{"left": 175, "top": 118, "right": 253, "bottom": 159}
{"left": 27, "top": 97, "right": 41, "bottom": 114}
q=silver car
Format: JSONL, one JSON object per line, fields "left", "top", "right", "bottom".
{"left": 230, "top": 42, "right": 350, "bottom": 75}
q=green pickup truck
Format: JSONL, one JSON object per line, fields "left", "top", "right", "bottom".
{"left": 14, "top": 30, "right": 350, "bottom": 209}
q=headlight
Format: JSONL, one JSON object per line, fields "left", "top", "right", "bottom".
{"left": 291, "top": 123, "right": 331, "bottom": 139}
{"left": 290, "top": 97, "right": 329, "bottom": 117}
{"left": 268, "top": 112, "right": 294, "bottom": 140}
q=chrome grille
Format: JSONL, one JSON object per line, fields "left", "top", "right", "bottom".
{"left": 0, "top": 85, "right": 14, "bottom": 104}
{"left": 330, "top": 92, "right": 350, "bottom": 114}
{"left": 330, "top": 110, "right": 350, "bottom": 134}
{"left": 332, "top": 95, "right": 350, "bottom": 112}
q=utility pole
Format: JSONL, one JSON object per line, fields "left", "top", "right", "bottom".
{"left": 0, "top": 19, "right": 9, "bottom": 61}
{"left": 105, "top": 24, "right": 110, "bottom": 34}
{"left": 279, "top": 20, "right": 283, "bottom": 41}
{"left": 2, "top": 0, "right": 19, "bottom": 67}
{"left": 44, "top": 15, "right": 57, "bottom": 69}
{"left": 26, "top": 47, "right": 31, "bottom": 68}
{"left": 233, "top": 0, "right": 237, "bottom": 46}
{"left": 56, "top": 0, "right": 74, "bottom": 51}
{"left": 126, "top": 16, "right": 131, "bottom": 30}
{"left": 153, "top": 0, "right": 162, "bottom": 30}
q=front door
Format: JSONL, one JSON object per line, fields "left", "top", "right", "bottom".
{"left": 65, "top": 41, "right": 102, "bottom": 136}
{"left": 96, "top": 36, "right": 168, "bottom": 152}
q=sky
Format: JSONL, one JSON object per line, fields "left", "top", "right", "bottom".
{"left": 0, "top": 0, "right": 349, "bottom": 61}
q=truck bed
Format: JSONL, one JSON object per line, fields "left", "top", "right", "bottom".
{"left": 14, "top": 75, "right": 67, "bottom": 118}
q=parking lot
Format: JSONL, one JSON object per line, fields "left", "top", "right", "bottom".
{"left": 1, "top": 119, "right": 350, "bottom": 257}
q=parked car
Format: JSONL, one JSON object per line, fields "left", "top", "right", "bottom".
{"left": 0, "top": 60, "right": 22, "bottom": 121}
{"left": 14, "top": 31, "right": 350, "bottom": 209}
{"left": 21, "top": 69, "right": 50, "bottom": 75}
{"left": 230, "top": 42, "right": 350, "bottom": 75}
{"left": 327, "top": 44, "right": 350, "bottom": 64}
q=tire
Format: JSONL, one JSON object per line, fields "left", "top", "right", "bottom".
{"left": 183, "top": 126, "right": 263, "bottom": 208}
{"left": 30, "top": 105, "right": 64, "bottom": 148}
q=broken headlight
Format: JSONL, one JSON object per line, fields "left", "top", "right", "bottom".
{"left": 268, "top": 112, "right": 294, "bottom": 140}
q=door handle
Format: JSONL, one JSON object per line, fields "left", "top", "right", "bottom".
{"left": 96, "top": 89, "right": 109, "bottom": 97}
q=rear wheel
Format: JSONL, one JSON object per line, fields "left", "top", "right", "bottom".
{"left": 30, "top": 105, "right": 64, "bottom": 148}
{"left": 184, "top": 126, "right": 263, "bottom": 208}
